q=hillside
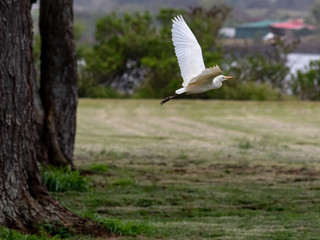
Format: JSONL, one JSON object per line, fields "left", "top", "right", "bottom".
{"left": 73, "top": 0, "right": 315, "bottom": 24}
{"left": 74, "top": 0, "right": 315, "bottom": 12}
{"left": 70, "top": 0, "right": 317, "bottom": 42}
{"left": 31, "top": 0, "right": 319, "bottom": 51}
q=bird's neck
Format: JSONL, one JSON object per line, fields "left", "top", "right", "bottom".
{"left": 212, "top": 77, "right": 222, "bottom": 89}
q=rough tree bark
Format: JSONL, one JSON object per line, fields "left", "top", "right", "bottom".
{"left": 36, "top": 0, "right": 78, "bottom": 167}
{"left": 0, "top": 0, "right": 108, "bottom": 235}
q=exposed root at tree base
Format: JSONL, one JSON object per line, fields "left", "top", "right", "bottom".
{"left": 22, "top": 218, "right": 111, "bottom": 238}
{"left": 3, "top": 185, "right": 111, "bottom": 238}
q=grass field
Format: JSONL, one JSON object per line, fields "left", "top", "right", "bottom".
{"left": 56, "top": 99, "right": 320, "bottom": 239}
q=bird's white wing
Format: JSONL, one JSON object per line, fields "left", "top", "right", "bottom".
{"left": 188, "top": 65, "right": 223, "bottom": 87}
{"left": 172, "top": 15, "right": 205, "bottom": 87}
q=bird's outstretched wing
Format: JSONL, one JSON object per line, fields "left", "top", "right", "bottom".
{"left": 172, "top": 15, "right": 205, "bottom": 87}
{"left": 187, "top": 65, "right": 223, "bottom": 87}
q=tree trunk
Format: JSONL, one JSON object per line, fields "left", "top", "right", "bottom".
{"left": 38, "top": 0, "right": 78, "bottom": 167}
{"left": 0, "top": 0, "right": 108, "bottom": 236}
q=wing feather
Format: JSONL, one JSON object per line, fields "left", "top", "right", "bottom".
{"left": 172, "top": 15, "right": 205, "bottom": 87}
{"left": 187, "top": 65, "right": 223, "bottom": 87}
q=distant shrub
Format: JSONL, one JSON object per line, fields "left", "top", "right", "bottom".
{"left": 292, "top": 60, "right": 320, "bottom": 100}
{"left": 235, "top": 82, "right": 281, "bottom": 100}
{"left": 41, "top": 166, "right": 89, "bottom": 192}
{"left": 208, "top": 82, "right": 282, "bottom": 100}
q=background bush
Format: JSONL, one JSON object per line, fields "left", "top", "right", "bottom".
{"left": 292, "top": 60, "right": 320, "bottom": 100}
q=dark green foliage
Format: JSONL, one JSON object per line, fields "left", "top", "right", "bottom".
{"left": 292, "top": 60, "right": 320, "bottom": 100}
{"left": 208, "top": 81, "right": 282, "bottom": 100}
{"left": 41, "top": 166, "right": 89, "bottom": 192}
{"left": 80, "top": 11, "right": 157, "bottom": 96}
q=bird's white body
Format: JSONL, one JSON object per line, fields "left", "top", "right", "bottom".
{"left": 176, "top": 75, "right": 224, "bottom": 95}
{"left": 160, "top": 15, "right": 233, "bottom": 105}
{"left": 172, "top": 16, "right": 232, "bottom": 92}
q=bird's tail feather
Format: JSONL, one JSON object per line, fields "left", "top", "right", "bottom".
{"left": 175, "top": 88, "right": 186, "bottom": 94}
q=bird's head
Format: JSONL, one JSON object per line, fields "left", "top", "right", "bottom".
{"left": 214, "top": 75, "right": 234, "bottom": 83}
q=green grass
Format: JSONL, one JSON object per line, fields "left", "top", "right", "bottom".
{"left": 87, "top": 163, "right": 109, "bottom": 173}
{"left": 18, "top": 99, "right": 320, "bottom": 239}
{"left": 0, "top": 226, "right": 62, "bottom": 240}
{"left": 41, "top": 166, "right": 89, "bottom": 192}
{"left": 238, "top": 138, "right": 253, "bottom": 149}
{"left": 80, "top": 212, "right": 152, "bottom": 236}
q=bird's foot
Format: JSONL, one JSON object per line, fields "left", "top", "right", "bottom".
{"left": 160, "top": 94, "right": 178, "bottom": 106}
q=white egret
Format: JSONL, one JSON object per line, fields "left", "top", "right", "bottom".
{"left": 160, "top": 15, "right": 234, "bottom": 105}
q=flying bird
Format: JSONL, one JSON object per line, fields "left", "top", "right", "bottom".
{"left": 160, "top": 15, "right": 234, "bottom": 105}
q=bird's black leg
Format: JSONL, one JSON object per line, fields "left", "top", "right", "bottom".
{"left": 160, "top": 94, "right": 178, "bottom": 105}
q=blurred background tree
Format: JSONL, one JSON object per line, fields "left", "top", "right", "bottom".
{"left": 81, "top": 11, "right": 156, "bottom": 97}
{"left": 311, "top": 0, "right": 320, "bottom": 24}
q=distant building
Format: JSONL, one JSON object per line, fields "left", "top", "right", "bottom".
{"left": 235, "top": 19, "right": 314, "bottom": 39}
{"left": 235, "top": 20, "right": 279, "bottom": 39}
{"left": 270, "top": 19, "right": 314, "bottom": 37}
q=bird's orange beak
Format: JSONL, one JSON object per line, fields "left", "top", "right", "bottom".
{"left": 224, "top": 76, "right": 234, "bottom": 80}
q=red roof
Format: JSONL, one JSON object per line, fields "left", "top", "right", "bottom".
{"left": 271, "top": 20, "right": 314, "bottom": 30}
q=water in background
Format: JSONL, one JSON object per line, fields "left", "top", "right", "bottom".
{"left": 287, "top": 53, "right": 320, "bottom": 75}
